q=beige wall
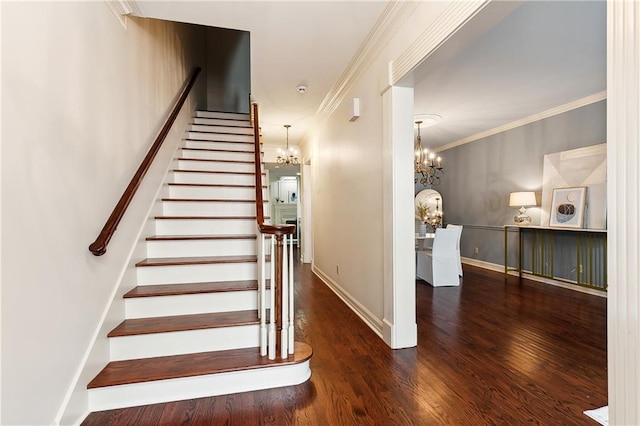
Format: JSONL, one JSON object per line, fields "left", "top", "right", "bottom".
{"left": 1, "top": 3, "right": 206, "bottom": 424}
{"left": 309, "top": 2, "right": 452, "bottom": 333}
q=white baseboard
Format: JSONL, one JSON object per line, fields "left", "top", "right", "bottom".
{"left": 461, "top": 257, "right": 607, "bottom": 298}
{"left": 311, "top": 265, "right": 383, "bottom": 338}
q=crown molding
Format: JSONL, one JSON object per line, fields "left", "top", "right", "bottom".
{"left": 437, "top": 90, "right": 607, "bottom": 153}
{"left": 107, "top": 0, "right": 142, "bottom": 16}
{"left": 390, "top": 0, "right": 489, "bottom": 85}
{"left": 316, "top": 1, "right": 418, "bottom": 118}
{"left": 105, "top": 0, "right": 143, "bottom": 28}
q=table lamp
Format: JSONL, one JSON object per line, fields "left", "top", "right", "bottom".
{"left": 509, "top": 191, "right": 536, "bottom": 226}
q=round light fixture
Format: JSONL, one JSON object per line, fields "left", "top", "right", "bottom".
{"left": 414, "top": 114, "right": 442, "bottom": 127}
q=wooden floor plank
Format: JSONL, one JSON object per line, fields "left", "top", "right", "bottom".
{"left": 83, "top": 259, "right": 607, "bottom": 425}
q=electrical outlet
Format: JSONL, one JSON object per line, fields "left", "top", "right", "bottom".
{"left": 474, "top": 247, "right": 479, "bottom": 254}
{"left": 579, "top": 264, "right": 583, "bottom": 274}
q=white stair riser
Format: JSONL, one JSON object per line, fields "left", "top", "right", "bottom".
{"left": 178, "top": 159, "right": 255, "bottom": 173}
{"left": 162, "top": 200, "right": 258, "bottom": 216}
{"left": 125, "top": 290, "right": 270, "bottom": 318}
{"left": 110, "top": 324, "right": 260, "bottom": 361}
{"left": 169, "top": 185, "right": 265, "bottom": 200}
{"left": 188, "top": 132, "right": 254, "bottom": 143}
{"left": 184, "top": 140, "right": 254, "bottom": 152}
{"left": 193, "top": 117, "right": 251, "bottom": 127}
{"left": 189, "top": 124, "right": 253, "bottom": 135}
{"left": 136, "top": 262, "right": 259, "bottom": 285}
{"left": 88, "top": 360, "right": 311, "bottom": 411}
{"left": 155, "top": 218, "right": 257, "bottom": 235}
{"left": 170, "top": 171, "right": 258, "bottom": 186}
{"left": 196, "top": 111, "right": 249, "bottom": 120}
{"left": 180, "top": 149, "right": 255, "bottom": 162}
{"left": 146, "top": 238, "right": 257, "bottom": 258}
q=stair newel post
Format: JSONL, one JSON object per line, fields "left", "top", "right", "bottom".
{"left": 281, "top": 235, "right": 290, "bottom": 359}
{"left": 259, "top": 232, "right": 267, "bottom": 356}
{"left": 273, "top": 234, "right": 286, "bottom": 359}
{"left": 268, "top": 235, "right": 277, "bottom": 360}
{"left": 288, "top": 234, "right": 295, "bottom": 354}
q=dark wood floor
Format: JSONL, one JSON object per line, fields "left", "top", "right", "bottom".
{"left": 82, "top": 258, "right": 607, "bottom": 425}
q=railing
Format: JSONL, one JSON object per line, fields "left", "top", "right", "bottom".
{"left": 89, "top": 67, "right": 201, "bottom": 256}
{"left": 251, "top": 102, "right": 296, "bottom": 359}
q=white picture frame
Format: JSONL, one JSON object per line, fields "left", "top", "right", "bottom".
{"left": 549, "top": 187, "right": 587, "bottom": 228}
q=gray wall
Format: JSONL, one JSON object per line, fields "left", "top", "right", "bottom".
{"left": 418, "top": 100, "right": 606, "bottom": 268}
{"left": 206, "top": 27, "right": 251, "bottom": 113}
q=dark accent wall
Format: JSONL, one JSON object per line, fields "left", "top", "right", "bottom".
{"left": 206, "top": 27, "right": 251, "bottom": 113}
{"left": 416, "top": 100, "right": 606, "bottom": 267}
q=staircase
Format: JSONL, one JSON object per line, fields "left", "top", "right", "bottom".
{"left": 86, "top": 111, "right": 312, "bottom": 412}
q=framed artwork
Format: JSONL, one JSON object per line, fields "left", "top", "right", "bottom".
{"left": 549, "top": 187, "right": 587, "bottom": 228}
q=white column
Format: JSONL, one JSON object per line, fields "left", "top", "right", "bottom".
{"left": 381, "top": 85, "right": 417, "bottom": 349}
{"left": 607, "top": 1, "right": 640, "bottom": 423}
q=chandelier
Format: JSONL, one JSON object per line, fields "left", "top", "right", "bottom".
{"left": 277, "top": 124, "right": 299, "bottom": 166}
{"left": 414, "top": 120, "right": 443, "bottom": 186}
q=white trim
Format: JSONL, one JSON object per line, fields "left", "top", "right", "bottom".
{"left": 390, "top": 0, "right": 489, "bottom": 85}
{"left": 607, "top": 0, "right": 640, "bottom": 423}
{"left": 88, "top": 360, "right": 311, "bottom": 412}
{"left": 104, "top": 0, "right": 142, "bottom": 29}
{"left": 312, "top": 265, "right": 384, "bottom": 338}
{"left": 316, "top": 1, "right": 417, "bottom": 118}
{"left": 437, "top": 91, "right": 607, "bottom": 153}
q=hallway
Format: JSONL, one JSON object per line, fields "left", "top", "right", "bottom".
{"left": 83, "top": 258, "right": 607, "bottom": 425}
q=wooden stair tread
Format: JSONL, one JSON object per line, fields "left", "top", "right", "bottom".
{"left": 190, "top": 123, "right": 253, "bottom": 129}
{"left": 187, "top": 132, "right": 253, "bottom": 140}
{"left": 179, "top": 158, "right": 254, "bottom": 164}
{"left": 181, "top": 147, "right": 257, "bottom": 154}
{"left": 154, "top": 215, "right": 270, "bottom": 220}
{"left": 145, "top": 234, "right": 256, "bottom": 241}
{"left": 107, "top": 310, "right": 260, "bottom": 337}
{"left": 161, "top": 198, "right": 267, "bottom": 203}
{"left": 124, "top": 280, "right": 262, "bottom": 298}
{"left": 188, "top": 131, "right": 254, "bottom": 136}
{"left": 136, "top": 255, "right": 257, "bottom": 267}
{"left": 184, "top": 138, "right": 254, "bottom": 145}
{"left": 172, "top": 169, "right": 265, "bottom": 175}
{"left": 168, "top": 182, "right": 267, "bottom": 188}
{"left": 168, "top": 183, "right": 262, "bottom": 188}
{"left": 87, "top": 342, "right": 312, "bottom": 389}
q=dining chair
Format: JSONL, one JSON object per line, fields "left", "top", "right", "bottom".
{"left": 446, "top": 224, "right": 463, "bottom": 276}
{"left": 416, "top": 228, "right": 461, "bottom": 287}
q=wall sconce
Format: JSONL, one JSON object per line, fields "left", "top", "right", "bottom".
{"left": 509, "top": 191, "right": 537, "bottom": 226}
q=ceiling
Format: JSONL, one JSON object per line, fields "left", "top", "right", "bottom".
{"left": 410, "top": 0, "right": 606, "bottom": 150}
{"left": 136, "top": 0, "right": 388, "bottom": 148}
{"left": 136, "top": 1, "right": 606, "bottom": 151}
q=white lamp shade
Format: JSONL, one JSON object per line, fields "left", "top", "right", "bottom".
{"left": 509, "top": 191, "right": 536, "bottom": 207}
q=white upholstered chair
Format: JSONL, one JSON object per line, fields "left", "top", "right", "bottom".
{"left": 416, "top": 228, "right": 461, "bottom": 287}
{"left": 446, "top": 224, "right": 463, "bottom": 277}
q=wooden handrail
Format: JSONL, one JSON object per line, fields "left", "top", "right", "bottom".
{"left": 89, "top": 67, "right": 202, "bottom": 256}
{"left": 251, "top": 102, "right": 295, "bottom": 236}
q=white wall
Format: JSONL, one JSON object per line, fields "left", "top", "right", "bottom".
{"left": 0, "top": 3, "right": 206, "bottom": 425}
{"left": 309, "top": 1, "right": 460, "bottom": 335}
